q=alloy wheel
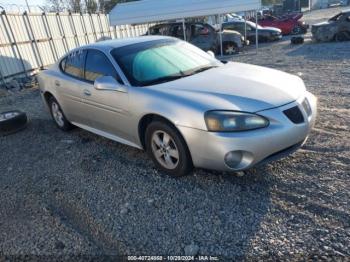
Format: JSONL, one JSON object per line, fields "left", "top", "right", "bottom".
{"left": 51, "top": 101, "right": 64, "bottom": 127}
{"left": 224, "top": 43, "right": 238, "bottom": 56}
{"left": 151, "top": 130, "right": 179, "bottom": 170}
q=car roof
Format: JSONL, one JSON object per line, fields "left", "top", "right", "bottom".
{"left": 74, "top": 36, "right": 175, "bottom": 52}
{"left": 152, "top": 22, "right": 208, "bottom": 27}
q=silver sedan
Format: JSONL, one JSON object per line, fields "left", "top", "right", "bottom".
{"left": 38, "top": 36, "right": 317, "bottom": 177}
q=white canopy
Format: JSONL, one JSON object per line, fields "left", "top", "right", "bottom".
{"left": 109, "top": 0, "right": 261, "bottom": 26}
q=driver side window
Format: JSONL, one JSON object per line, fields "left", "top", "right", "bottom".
{"left": 84, "top": 49, "right": 122, "bottom": 84}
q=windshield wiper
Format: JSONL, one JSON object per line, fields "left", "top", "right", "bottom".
{"left": 186, "top": 65, "right": 218, "bottom": 76}
{"left": 142, "top": 74, "right": 186, "bottom": 86}
{"left": 141, "top": 66, "right": 218, "bottom": 86}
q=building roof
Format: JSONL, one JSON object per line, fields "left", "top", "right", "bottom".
{"left": 109, "top": 0, "right": 261, "bottom": 26}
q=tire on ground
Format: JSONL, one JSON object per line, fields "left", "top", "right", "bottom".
{"left": 145, "top": 120, "right": 193, "bottom": 177}
{"left": 222, "top": 41, "right": 239, "bottom": 56}
{"left": 0, "top": 110, "right": 28, "bottom": 136}
{"left": 335, "top": 31, "right": 350, "bottom": 42}
{"left": 48, "top": 96, "right": 74, "bottom": 131}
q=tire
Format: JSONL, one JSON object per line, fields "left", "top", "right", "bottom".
{"left": 222, "top": 42, "right": 239, "bottom": 56}
{"left": 0, "top": 110, "right": 28, "bottom": 136}
{"left": 48, "top": 97, "right": 73, "bottom": 131}
{"left": 335, "top": 31, "right": 349, "bottom": 42}
{"left": 145, "top": 121, "right": 193, "bottom": 177}
{"left": 291, "top": 36, "right": 304, "bottom": 45}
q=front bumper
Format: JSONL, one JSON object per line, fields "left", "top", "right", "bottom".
{"left": 178, "top": 92, "right": 317, "bottom": 172}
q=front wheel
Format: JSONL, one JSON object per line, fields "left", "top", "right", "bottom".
{"left": 222, "top": 42, "right": 239, "bottom": 56}
{"left": 145, "top": 121, "right": 193, "bottom": 177}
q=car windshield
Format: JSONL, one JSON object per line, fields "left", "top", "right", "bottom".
{"left": 329, "top": 13, "right": 342, "bottom": 21}
{"left": 111, "top": 39, "right": 221, "bottom": 87}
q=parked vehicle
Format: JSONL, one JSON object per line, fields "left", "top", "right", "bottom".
{"left": 148, "top": 22, "right": 244, "bottom": 55}
{"left": 257, "top": 13, "right": 308, "bottom": 35}
{"left": 222, "top": 21, "right": 282, "bottom": 43}
{"left": 312, "top": 10, "right": 350, "bottom": 42}
{"left": 38, "top": 36, "right": 317, "bottom": 177}
{"left": 223, "top": 13, "right": 245, "bottom": 22}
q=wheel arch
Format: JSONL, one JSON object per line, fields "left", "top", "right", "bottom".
{"left": 138, "top": 113, "right": 192, "bottom": 161}
{"left": 43, "top": 91, "right": 54, "bottom": 106}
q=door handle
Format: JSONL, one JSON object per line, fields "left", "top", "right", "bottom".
{"left": 55, "top": 80, "right": 60, "bottom": 87}
{"left": 83, "top": 89, "right": 91, "bottom": 96}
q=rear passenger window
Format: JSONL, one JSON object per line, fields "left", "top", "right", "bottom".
{"left": 84, "top": 49, "right": 121, "bottom": 83}
{"left": 64, "top": 50, "right": 86, "bottom": 78}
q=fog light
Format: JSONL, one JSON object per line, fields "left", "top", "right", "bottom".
{"left": 224, "top": 151, "right": 243, "bottom": 168}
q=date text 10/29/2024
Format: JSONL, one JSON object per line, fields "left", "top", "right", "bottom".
{"left": 127, "top": 256, "right": 219, "bottom": 261}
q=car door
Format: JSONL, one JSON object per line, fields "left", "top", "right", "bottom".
{"left": 80, "top": 49, "right": 131, "bottom": 140}
{"left": 57, "top": 49, "right": 90, "bottom": 125}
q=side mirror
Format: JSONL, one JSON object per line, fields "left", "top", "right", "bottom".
{"left": 94, "top": 76, "right": 127, "bottom": 93}
{"left": 207, "top": 50, "right": 215, "bottom": 58}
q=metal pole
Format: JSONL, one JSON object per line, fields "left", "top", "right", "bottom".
{"left": 24, "top": 0, "right": 31, "bottom": 13}
{"left": 68, "top": 11, "right": 80, "bottom": 47}
{"left": 79, "top": 12, "right": 89, "bottom": 44}
{"left": 103, "top": 14, "right": 112, "bottom": 38}
{"left": 182, "top": 18, "right": 186, "bottom": 41}
{"left": 89, "top": 12, "right": 98, "bottom": 41}
{"left": 42, "top": 12, "right": 59, "bottom": 61}
{"left": 255, "top": 10, "right": 258, "bottom": 54}
{"left": 23, "top": 11, "right": 44, "bottom": 69}
{"left": 244, "top": 11, "right": 247, "bottom": 44}
{"left": 219, "top": 14, "right": 223, "bottom": 56}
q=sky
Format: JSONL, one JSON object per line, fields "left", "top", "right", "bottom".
{"left": 0, "top": 0, "right": 45, "bottom": 9}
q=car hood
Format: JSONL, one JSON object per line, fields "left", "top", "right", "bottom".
{"left": 259, "top": 27, "right": 282, "bottom": 33}
{"left": 312, "top": 21, "right": 332, "bottom": 28}
{"left": 222, "top": 29, "right": 241, "bottom": 36}
{"left": 151, "top": 62, "right": 306, "bottom": 112}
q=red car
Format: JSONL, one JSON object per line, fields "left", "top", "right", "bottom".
{"left": 257, "top": 13, "right": 308, "bottom": 35}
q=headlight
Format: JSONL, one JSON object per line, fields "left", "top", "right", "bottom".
{"left": 205, "top": 111, "right": 269, "bottom": 132}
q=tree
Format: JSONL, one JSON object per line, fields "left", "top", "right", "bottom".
{"left": 99, "top": 0, "right": 136, "bottom": 14}
{"left": 86, "top": 0, "right": 98, "bottom": 13}
{"left": 68, "top": 0, "right": 82, "bottom": 12}
{"left": 45, "top": 0, "right": 66, "bottom": 12}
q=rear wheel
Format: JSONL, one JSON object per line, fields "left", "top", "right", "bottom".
{"left": 48, "top": 97, "right": 73, "bottom": 131}
{"left": 145, "top": 121, "right": 193, "bottom": 177}
{"left": 335, "top": 31, "right": 349, "bottom": 42}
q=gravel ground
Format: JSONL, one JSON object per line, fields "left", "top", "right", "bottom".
{"left": 0, "top": 8, "right": 349, "bottom": 261}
